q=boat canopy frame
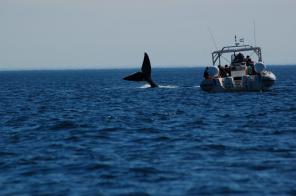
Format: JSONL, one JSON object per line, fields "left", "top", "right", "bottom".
{"left": 212, "top": 44, "right": 262, "bottom": 66}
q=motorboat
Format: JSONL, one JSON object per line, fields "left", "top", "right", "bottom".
{"left": 200, "top": 38, "right": 276, "bottom": 92}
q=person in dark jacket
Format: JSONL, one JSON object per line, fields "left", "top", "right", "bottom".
{"left": 233, "top": 52, "right": 244, "bottom": 63}
{"left": 236, "top": 52, "right": 244, "bottom": 63}
{"left": 218, "top": 65, "right": 227, "bottom": 78}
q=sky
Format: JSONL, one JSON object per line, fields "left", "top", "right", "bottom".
{"left": 0, "top": 0, "right": 295, "bottom": 70}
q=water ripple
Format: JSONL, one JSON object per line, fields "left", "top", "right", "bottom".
{"left": 0, "top": 67, "right": 296, "bottom": 195}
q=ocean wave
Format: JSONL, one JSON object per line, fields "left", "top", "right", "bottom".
{"left": 1, "top": 67, "right": 296, "bottom": 195}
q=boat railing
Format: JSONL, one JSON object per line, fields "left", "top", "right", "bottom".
{"left": 212, "top": 45, "right": 262, "bottom": 66}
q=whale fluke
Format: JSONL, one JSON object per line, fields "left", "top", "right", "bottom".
{"left": 123, "top": 53, "right": 158, "bottom": 88}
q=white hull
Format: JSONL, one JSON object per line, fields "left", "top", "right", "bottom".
{"left": 200, "top": 71, "right": 276, "bottom": 92}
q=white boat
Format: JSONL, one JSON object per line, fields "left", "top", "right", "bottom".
{"left": 200, "top": 38, "right": 276, "bottom": 92}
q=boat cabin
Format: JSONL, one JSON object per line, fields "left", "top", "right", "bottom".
{"left": 211, "top": 41, "right": 262, "bottom": 79}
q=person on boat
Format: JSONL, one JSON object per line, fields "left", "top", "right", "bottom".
{"left": 245, "top": 56, "right": 253, "bottom": 66}
{"left": 204, "top": 67, "right": 210, "bottom": 79}
{"left": 237, "top": 52, "right": 244, "bottom": 63}
{"left": 246, "top": 64, "right": 252, "bottom": 75}
{"left": 225, "top": 64, "right": 231, "bottom": 76}
{"left": 218, "top": 65, "right": 227, "bottom": 78}
{"left": 232, "top": 53, "right": 238, "bottom": 63}
{"left": 233, "top": 52, "right": 244, "bottom": 64}
{"left": 245, "top": 56, "right": 255, "bottom": 75}
{"left": 251, "top": 63, "right": 256, "bottom": 75}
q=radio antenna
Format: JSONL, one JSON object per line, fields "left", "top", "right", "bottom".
{"left": 207, "top": 27, "right": 230, "bottom": 64}
{"left": 253, "top": 20, "right": 257, "bottom": 46}
{"left": 208, "top": 27, "right": 218, "bottom": 50}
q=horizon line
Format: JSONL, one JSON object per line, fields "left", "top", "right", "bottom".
{"left": 0, "top": 64, "right": 295, "bottom": 72}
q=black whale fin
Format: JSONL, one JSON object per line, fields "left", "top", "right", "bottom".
{"left": 123, "top": 72, "right": 145, "bottom": 81}
{"left": 123, "top": 53, "right": 158, "bottom": 88}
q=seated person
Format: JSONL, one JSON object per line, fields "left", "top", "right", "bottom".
{"left": 218, "top": 65, "right": 227, "bottom": 78}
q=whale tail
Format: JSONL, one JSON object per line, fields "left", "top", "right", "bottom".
{"left": 123, "top": 53, "right": 158, "bottom": 88}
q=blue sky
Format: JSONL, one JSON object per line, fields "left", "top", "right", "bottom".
{"left": 0, "top": 0, "right": 295, "bottom": 70}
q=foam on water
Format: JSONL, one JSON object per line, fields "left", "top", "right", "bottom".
{"left": 139, "top": 84, "right": 178, "bottom": 88}
{"left": 139, "top": 84, "right": 151, "bottom": 88}
{"left": 159, "top": 85, "right": 178, "bottom": 88}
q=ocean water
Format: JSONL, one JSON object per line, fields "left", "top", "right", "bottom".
{"left": 0, "top": 66, "right": 296, "bottom": 195}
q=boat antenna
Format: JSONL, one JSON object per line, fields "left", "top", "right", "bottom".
{"left": 235, "top": 35, "right": 239, "bottom": 46}
{"left": 207, "top": 27, "right": 231, "bottom": 64}
{"left": 253, "top": 20, "right": 257, "bottom": 46}
{"left": 208, "top": 27, "right": 218, "bottom": 50}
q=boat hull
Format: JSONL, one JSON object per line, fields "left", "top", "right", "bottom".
{"left": 200, "top": 71, "right": 276, "bottom": 92}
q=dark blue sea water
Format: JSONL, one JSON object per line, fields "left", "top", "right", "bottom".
{"left": 0, "top": 66, "right": 296, "bottom": 195}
